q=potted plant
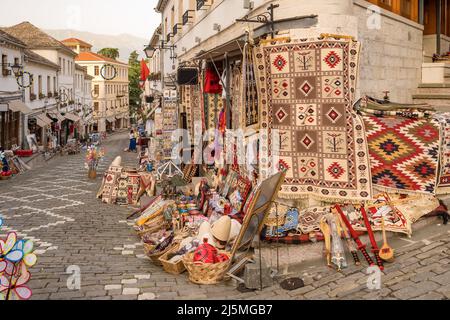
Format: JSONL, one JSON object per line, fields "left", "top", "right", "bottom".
{"left": 85, "top": 146, "right": 105, "bottom": 179}
{"left": 39, "top": 93, "right": 46, "bottom": 99}
{"left": 30, "top": 93, "right": 37, "bottom": 101}
{"left": 47, "top": 92, "right": 53, "bottom": 98}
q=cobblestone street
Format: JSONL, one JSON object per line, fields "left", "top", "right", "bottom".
{"left": 0, "top": 132, "right": 449, "bottom": 300}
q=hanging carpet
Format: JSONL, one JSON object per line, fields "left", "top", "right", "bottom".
{"left": 362, "top": 114, "right": 440, "bottom": 195}
{"left": 254, "top": 38, "right": 372, "bottom": 201}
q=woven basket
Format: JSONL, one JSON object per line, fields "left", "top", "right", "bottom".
{"left": 159, "top": 244, "right": 186, "bottom": 275}
{"left": 136, "top": 216, "right": 166, "bottom": 237}
{"left": 144, "top": 241, "right": 177, "bottom": 266}
{"left": 182, "top": 252, "right": 231, "bottom": 285}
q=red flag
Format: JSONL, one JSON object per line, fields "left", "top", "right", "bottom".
{"left": 140, "top": 59, "right": 150, "bottom": 88}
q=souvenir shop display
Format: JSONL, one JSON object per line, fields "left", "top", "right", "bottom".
{"left": 0, "top": 150, "right": 29, "bottom": 179}
{"left": 0, "top": 151, "right": 13, "bottom": 180}
{"left": 85, "top": 146, "right": 105, "bottom": 179}
{"left": 128, "top": 168, "right": 285, "bottom": 285}
{"left": 96, "top": 33, "right": 450, "bottom": 285}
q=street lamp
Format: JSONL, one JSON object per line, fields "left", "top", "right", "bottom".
{"left": 10, "top": 63, "right": 23, "bottom": 77}
{"left": 144, "top": 45, "right": 155, "bottom": 59}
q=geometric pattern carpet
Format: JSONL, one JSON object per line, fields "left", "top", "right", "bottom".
{"left": 363, "top": 115, "right": 440, "bottom": 195}
{"left": 254, "top": 38, "right": 372, "bottom": 201}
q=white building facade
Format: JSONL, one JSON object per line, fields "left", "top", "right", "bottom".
{"left": 154, "top": 0, "right": 449, "bottom": 104}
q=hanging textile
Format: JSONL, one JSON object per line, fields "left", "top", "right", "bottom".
{"left": 162, "top": 100, "right": 178, "bottom": 159}
{"left": 204, "top": 67, "right": 222, "bottom": 94}
{"left": 363, "top": 115, "right": 440, "bottom": 195}
{"left": 231, "top": 64, "right": 243, "bottom": 130}
{"left": 254, "top": 38, "right": 372, "bottom": 201}
{"left": 204, "top": 93, "right": 223, "bottom": 131}
{"left": 242, "top": 43, "right": 259, "bottom": 130}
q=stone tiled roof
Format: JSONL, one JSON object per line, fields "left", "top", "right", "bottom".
{"left": 0, "top": 22, "right": 76, "bottom": 56}
{"left": 61, "top": 38, "right": 93, "bottom": 48}
{"left": 0, "top": 29, "right": 26, "bottom": 48}
{"left": 76, "top": 52, "right": 128, "bottom": 66}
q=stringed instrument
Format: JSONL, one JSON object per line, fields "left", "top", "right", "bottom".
{"left": 379, "top": 218, "right": 395, "bottom": 262}
{"left": 319, "top": 217, "right": 332, "bottom": 267}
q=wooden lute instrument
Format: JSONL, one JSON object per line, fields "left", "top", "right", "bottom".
{"left": 379, "top": 218, "right": 395, "bottom": 262}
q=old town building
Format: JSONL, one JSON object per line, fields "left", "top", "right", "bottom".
{"left": 152, "top": 0, "right": 449, "bottom": 107}
{"left": 64, "top": 38, "right": 130, "bottom": 133}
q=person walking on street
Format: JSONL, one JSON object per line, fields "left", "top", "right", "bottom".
{"left": 129, "top": 130, "right": 137, "bottom": 152}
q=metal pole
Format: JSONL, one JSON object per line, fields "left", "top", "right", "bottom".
{"left": 419, "top": 0, "right": 425, "bottom": 25}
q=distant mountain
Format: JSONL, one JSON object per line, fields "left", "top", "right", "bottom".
{"left": 44, "top": 29, "right": 147, "bottom": 62}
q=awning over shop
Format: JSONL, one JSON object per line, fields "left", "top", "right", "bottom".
{"left": 63, "top": 113, "right": 81, "bottom": 122}
{"left": 48, "top": 112, "right": 65, "bottom": 123}
{"left": 34, "top": 114, "right": 52, "bottom": 128}
{"left": 194, "top": 39, "right": 246, "bottom": 61}
{"left": 8, "top": 100, "right": 32, "bottom": 115}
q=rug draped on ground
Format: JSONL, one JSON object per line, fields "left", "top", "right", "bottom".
{"left": 434, "top": 113, "right": 450, "bottom": 194}
{"left": 254, "top": 38, "right": 372, "bottom": 202}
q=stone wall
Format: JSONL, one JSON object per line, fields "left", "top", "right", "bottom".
{"left": 354, "top": 0, "right": 424, "bottom": 103}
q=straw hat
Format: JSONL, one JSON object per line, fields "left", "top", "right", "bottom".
{"left": 111, "top": 156, "right": 122, "bottom": 167}
{"left": 196, "top": 221, "right": 211, "bottom": 240}
{"left": 179, "top": 236, "right": 194, "bottom": 249}
{"left": 229, "top": 219, "right": 242, "bottom": 242}
{"left": 211, "top": 216, "right": 231, "bottom": 242}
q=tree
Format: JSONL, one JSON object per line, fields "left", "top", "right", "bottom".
{"left": 128, "top": 50, "right": 143, "bottom": 123}
{"left": 97, "top": 48, "right": 120, "bottom": 60}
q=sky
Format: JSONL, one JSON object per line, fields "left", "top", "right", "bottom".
{"left": 0, "top": 0, "right": 160, "bottom": 40}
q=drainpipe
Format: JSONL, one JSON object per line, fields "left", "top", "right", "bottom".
{"left": 419, "top": 0, "right": 425, "bottom": 25}
{"left": 437, "top": 0, "right": 442, "bottom": 55}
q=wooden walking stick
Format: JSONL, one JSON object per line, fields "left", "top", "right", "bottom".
{"left": 334, "top": 204, "right": 375, "bottom": 267}
{"left": 360, "top": 206, "right": 384, "bottom": 271}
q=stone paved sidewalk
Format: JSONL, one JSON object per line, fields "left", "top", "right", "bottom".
{"left": 0, "top": 132, "right": 448, "bottom": 300}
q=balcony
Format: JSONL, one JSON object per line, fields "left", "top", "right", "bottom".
{"left": 173, "top": 23, "right": 181, "bottom": 36}
{"left": 196, "top": 0, "right": 211, "bottom": 11}
{"left": 182, "top": 10, "right": 195, "bottom": 25}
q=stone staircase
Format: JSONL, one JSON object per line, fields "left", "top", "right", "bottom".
{"left": 412, "top": 62, "right": 450, "bottom": 111}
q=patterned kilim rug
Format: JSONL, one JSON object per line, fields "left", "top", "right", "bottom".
{"left": 242, "top": 43, "right": 259, "bottom": 130}
{"left": 254, "top": 38, "right": 372, "bottom": 201}
{"left": 434, "top": 113, "right": 450, "bottom": 194}
{"left": 204, "top": 93, "right": 223, "bottom": 130}
{"left": 231, "top": 65, "right": 242, "bottom": 130}
{"left": 297, "top": 206, "right": 330, "bottom": 234}
{"left": 191, "top": 85, "right": 202, "bottom": 139}
{"left": 181, "top": 86, "right": 193, "bottom": 135}
{"left": 162, "top": 100, "right": 179, "bottom": 158}
{"left": 363, "top": 115, "right": 440, "bottom": 195}
{"left": 101, "top": 165, "right": 122, "bottom": 204}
